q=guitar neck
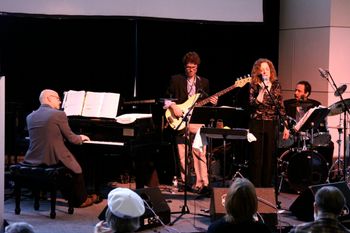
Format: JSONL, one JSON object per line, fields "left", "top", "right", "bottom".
{"left": 196, "top": 84, "right": 236, "bottom": 107}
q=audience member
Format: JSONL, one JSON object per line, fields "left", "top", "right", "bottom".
{"left": 5, "top": 222, "right": 35, "bottom": 233}
{"left": 289, "top": 186, "right": 350, "bottom": 233}
{"left": 94, "top": 188, "right": 145, "bottom": 233}
{"left": 207, "top": 178, "right": 271, "bottom": 233}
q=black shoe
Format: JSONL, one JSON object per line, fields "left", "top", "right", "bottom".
{"left": 177, "top": 183, "right": 192, "bottom": 192}
{"left": 197, "top": 186, "right": 211, "bottom": 195}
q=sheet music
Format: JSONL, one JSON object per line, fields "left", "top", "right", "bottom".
{"left": 62, "top": 90, "right": 120, "bottom": 118}
{"left": 294, "top": 105, "right": 328, "bottom": 132}
{"left": 62, "top": 90, "right": 86, "bottom": 116}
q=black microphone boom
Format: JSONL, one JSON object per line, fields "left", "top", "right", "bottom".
{"left": 318, "top": 67, "right": 329, "bottom": 79}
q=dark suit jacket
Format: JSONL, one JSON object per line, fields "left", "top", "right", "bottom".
{"left": 24, "top": 104, "right": 83, "bottom": 174}
{"left": 165, "top": 74, "right": 210, "bottom": 104}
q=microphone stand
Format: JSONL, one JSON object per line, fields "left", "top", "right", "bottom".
{"left": 323, "top": 70, "right": 350, "bottom": 181}
{"left": 170, "top": 96, "right": 199, "bottom": 225}
{"left": 260, "top": 79, "right": 288, "bottom": 209}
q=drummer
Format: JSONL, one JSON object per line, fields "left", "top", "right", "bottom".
{"left": 283, "top": 80, "right": 334, "bottom": 167}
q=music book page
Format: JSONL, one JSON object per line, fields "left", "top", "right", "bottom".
{"left": 62, "top": 90, "right": 120, "bottom": 118}
{"left": 62, "top": 90, "right": 86, "bottom": 116}
{"left": 98, "top": 92, "right": 120, "bottom": 118}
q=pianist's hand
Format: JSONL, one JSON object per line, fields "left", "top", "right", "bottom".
{"left": 80, "top": 134, "right": 90, "bottom": 142}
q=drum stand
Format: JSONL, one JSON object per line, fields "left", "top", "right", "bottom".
{"left": 327, "top": 115, "right": 345, "bottom": 182}
{"left": 277, "top": 133, "right": 310, "bottom": 194}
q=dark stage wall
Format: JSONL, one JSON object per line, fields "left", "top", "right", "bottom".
{"left": 1, "top": 1, "right": 279, "bottom": 155}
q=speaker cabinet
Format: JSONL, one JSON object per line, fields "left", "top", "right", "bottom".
{"left": 210, "top": 187, "right": 277, "bottom": 228}
{"left": 290, "top": 181, "right": 350, "bottom": 221}
{"left": 135, "top": 187, "right": 171, "bottom": 230}
{"left": 98, "top": 187, "right": 170, "bottom": 230}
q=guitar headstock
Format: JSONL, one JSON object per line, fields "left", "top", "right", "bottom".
{"left": 234, "top": 75, "right": 251, "bottom": 88}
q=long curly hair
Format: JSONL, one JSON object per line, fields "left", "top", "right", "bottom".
{"left": 250, "top": 58, "right": 277, "bottom": 85}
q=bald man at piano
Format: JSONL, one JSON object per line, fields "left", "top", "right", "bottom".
{"left": 23, "top": 89, "right": 100, "bottom": 208}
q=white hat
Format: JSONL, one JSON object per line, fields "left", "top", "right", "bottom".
{"left": 107, "top": 188, "right": 145, "bottom": 218}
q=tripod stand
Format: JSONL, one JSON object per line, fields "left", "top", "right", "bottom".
{"left": 327, "top": 119, "right": 345, "bottom": 182}
{"left": 321, "top": 69, "right": 350, "bottom": 182}
{"left": 169, "top": 101, "right": 197, "bottom": 225}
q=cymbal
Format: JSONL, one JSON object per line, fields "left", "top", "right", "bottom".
{"left": 328, "top": 98, "right": 350, "bottom": 116}
{"left": 284, "top": 99, "right": 316, "bottom": 107}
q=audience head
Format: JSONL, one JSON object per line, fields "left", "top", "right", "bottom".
{"left": 5, "top": 222, "right": 35, "bottom": 233}
{"left": 39, "top": 89, "right": 61, "bottom": 110}
{"left": 105, "top": 187, "right": 145, "bottom": 233}
{"left": 314, "top": 186, "right": 346, "bottom": 217}
{"left": 224, "top": 178, "right": 258, "bottom": 223}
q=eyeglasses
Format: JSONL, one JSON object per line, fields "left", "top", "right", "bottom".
{"left": 49, "top": 95, "right": 61, "bottom": 102}
{"left": 185, "top": 65, "right": 197, "bottom": 70}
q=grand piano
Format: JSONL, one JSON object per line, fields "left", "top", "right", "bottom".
{"left": 67, "top": 111, "right": 163, "bottom": 192}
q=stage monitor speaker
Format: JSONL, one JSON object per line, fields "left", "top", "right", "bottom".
{"left": 98, "top": 187, "right": 170, "bottom": 231}
{"left": 210, "top": 187, "right": 277, "bottom": 228}
{"left": 289, "top": 181, "right": 350, "bottom": 221}
{"left": 135, "top": 187, "right": 171, "bottom": 230}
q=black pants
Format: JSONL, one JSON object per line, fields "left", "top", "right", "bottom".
{"left": 248, "top": 119, "right": 277, "bottom": 187}
{"left": 58, "top": 170, "right": 88, "bottom": 207}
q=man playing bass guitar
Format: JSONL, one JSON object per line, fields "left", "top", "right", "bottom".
{"left": 164, "top": 51, "right": 217, "bottom": 194}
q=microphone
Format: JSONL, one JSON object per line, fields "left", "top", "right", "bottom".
{"left": 258, "top": 74, "right": 263, "bottom": 82}
{"left": 335, "top": 84, "right": 347, "bottom": 97}
{"left": 318, "top": 68, "right": 329, "bottom": 79}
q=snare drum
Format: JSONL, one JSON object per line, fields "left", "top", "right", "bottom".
{"left": 279, "top": 149, "right": 328, "bottom": 192}
{"left": 312, "top": 132, "right": 331, "bottom": 147}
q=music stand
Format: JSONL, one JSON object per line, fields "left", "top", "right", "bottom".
{"left": 296, "top": 107, "right": 330, "bottom": 132}
{"left": 190, "top": 106, "right": 249, "bottom": 186}
{"left": 190, "top": 106, "right": 249, "bottom": 129}
{"left": 294, "top": 107, "right": 330, "bottom": 145}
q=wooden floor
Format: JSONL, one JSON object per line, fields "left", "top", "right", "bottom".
{"left": 4, "top": 181, "right": 306, "bottom": 233}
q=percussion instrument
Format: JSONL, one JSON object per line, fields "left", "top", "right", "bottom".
{"left": 279, "top": 149, "right": 328, "bottom": 192}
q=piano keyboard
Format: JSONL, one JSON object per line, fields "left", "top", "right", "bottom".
{"left": 83, "top": 140, "right": 124, "bottom": 146}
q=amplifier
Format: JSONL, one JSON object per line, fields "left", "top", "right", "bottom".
{"left": 136, "top": 187, "right": 171, "bottom": 230}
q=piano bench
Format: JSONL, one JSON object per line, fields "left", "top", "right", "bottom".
{"left": 9, "top": 164, "right": 74, "bottom": 219}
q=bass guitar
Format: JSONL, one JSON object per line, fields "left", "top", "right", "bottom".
{"left": 165, "top": 76, "right": 251, "bottom": 130}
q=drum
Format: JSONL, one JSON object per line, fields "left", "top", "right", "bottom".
{"left": 278, "top": 132, "right": 294, "bottom": 149}
{"left": 279, "top": 149, "right": 328, "bottom": 192}
{"left": 312, "top": 132, "right": 331, "bottom": 147}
